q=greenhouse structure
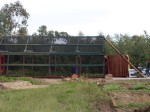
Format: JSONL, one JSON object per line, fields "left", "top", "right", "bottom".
{"left": 0, "top": 36, "right": 105, "bottom": 77}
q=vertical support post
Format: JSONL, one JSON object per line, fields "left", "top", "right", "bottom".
{"left": 32, "top": 56, "right": 34, "bottom": 71}
{"left": 55, "top": 56, "right": 57, "bottom": 74}
{"left": 76, "top": 56, "right": 78, "bottom": 75}
{"left": 6, "top": 55, "right": 9, "bottom": 74}
{"left": 102, "top": 37, "right": 105, "bottom": 75}
{"left": 0, "top": 55, "right": 1, "bottom": 76}
{"left": 1, "top": 56, "right": 5, "bottom": 76}
{"left": 76, "top": 36, "right": 80, "bottom": 75}
{"left": 49, "top": 55, "right": 51, "bottom": 76}
{"left": 79, "top": 56, "right": 81, "bottom": 75}
{"left": 23, "top": 56, "right": 25, "bottom": 75}
{"left": 102, "top": 55, "right": 105, "bottom": 75}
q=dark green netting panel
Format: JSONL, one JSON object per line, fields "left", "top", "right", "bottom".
{"left": 0, "top": 36, "right": 104, "bottom": 77}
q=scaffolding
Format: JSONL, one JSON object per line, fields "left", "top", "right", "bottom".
{"left": 0, "top": 36, "right": 104, "bottom": 77}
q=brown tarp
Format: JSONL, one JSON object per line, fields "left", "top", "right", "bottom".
{"left": 105, "top": 55, "right": 129, "bottom": 77}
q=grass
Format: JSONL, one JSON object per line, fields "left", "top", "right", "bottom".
{"left": 116, "top": 102, "right": 150, "bottom": 108}
{"left": 132, "top": 84, "right": 148, "bottom": 90}
{"left": 1, "top": 77, "right": 149, "bottom": 111}
{"left": 103, "top": 84, "right": 123, "bottom": 91}
{"left": 0, "top": 81, "right": 109, "bottom": 112}
{"left": 103, "top": 80, "right": 150, "bottom": 92}
{"left": 0, "top": 76, "right": 42, "bottom": 85}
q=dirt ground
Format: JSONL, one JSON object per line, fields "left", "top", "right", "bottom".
{"left": 109, "top": 92, "right": 150, "bottom": 112}
{"left": 0, "top": 78, "right": 150, "bottom": 112}
{"left": 105, "top": 78, "right": 150, "bottom": 112}
{"left": 0, "top": 79, "right": 62, "bottom": 90}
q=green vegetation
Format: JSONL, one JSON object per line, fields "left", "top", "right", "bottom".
{"left": 116, "top": 102, "right": 150, "bottom": 108}
{"left": 103, "top": 84, "right": 123, "bottom": 91}
{"left": 0, "top": 78, "right": 150, "bottom": 111}
{"left": 105, "top": 34, "right": 150, "bottom": 67}
{"left": 103, "top": 80, "right": 150, "bottom": 92}
{"left": 0, "top": 81, "right": 109, "bottom": 112}
{"left": 132, "top": 84, "right": 148, "bottom": 90}
{"left": 0, "top": 76, "right": 41, "bottom": 85}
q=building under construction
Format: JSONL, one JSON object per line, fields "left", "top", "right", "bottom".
{"left": 0, "top": 36, "right": 105, "bottom": 77}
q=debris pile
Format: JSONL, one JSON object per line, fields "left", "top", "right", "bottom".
{"left": 62, "top": 74, "right": 88, "bottom": 81}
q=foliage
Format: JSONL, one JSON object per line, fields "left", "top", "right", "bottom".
{"left": 0, "top": 1, "right": 29, "bottom": 36}
{"left": 104, "top": 33, "right": 150, "bottom": 67}
{"left": 0, "top": 11, "right": 7, "bottom": 36}
{"left": 104, "top": 35, "right": 117, "bottom": 55}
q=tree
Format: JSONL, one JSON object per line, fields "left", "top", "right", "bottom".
{"left": 0, "top": 11, "right": 7, "bottom": 36}
{"left": 59, "top": 31, "right": 69, "bottom": 37}
{"left": 54, "top": 31, "right": 60, "bottom": 37}
{"left": 17, "top": 27, "right": 28, "bottom": 36}
{"left": 78, "top": 31, "right": 84, "bottom": 36}
{"left": 47, "top": 30, "right": 55, "bottom": 37}
{"left": 0, "top": 1, "right": 29, "bottom": 36}
{"left": 37, "top": 25, "right": 47, "bottom": 36}
{"left": 106, "top": 33, "right": 150, "bottom": 67}
{"left": 104, "top": 35, "right": 117, "bottom": 55}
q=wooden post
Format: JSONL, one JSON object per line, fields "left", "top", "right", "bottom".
{"left": 49, "top": 56, "right": 51, "bottom": 76}
{"left": 79, "top": 56, "right": 81, "bottom": 75}
{"left": 23, "top": 56, "right": 25, "bottom": 75}
{"left": 76, "top": 56, "right": 78, "bottom": 75}
{"left": 32, "top": 56, "right": 34, "bottom": 71}
{"left": 55, "top": 56, "right": 57, "bottom": 73}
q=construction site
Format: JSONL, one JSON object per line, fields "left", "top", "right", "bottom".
{"left": 0, "top": 35, "right": 150, "bottom": 112}
{"left": 0, "top": 35, "right": 146, "bottom": 78}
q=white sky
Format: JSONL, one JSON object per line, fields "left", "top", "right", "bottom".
{"left": 1, "top": 0, "right": 150, "bottom": 36}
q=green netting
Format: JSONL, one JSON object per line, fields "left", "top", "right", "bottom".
{"left": 0, "top": 36, "right": 103, "bottom": 53}
{"left": 0, "top": 36, "right": 105, "bottom": 76}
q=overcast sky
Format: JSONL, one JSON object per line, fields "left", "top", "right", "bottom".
{"left": 1, "top": 0, "right": 150, "bottom": 36}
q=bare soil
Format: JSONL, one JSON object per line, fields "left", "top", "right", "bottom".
{"left": 96, "top": 101, "right": 117, "bottom": 112}
{"left": 38, "top": 78, "right": 62, "bottom": 84}
{"left": 109, "top": 92, "right": 150, "bottom": 112}
{"left": 96, "top": 78, "right": 150, "bottom": 112}
{"left": 0, "top": 81, "right": 48, "bottom": 89}
{"left": 110, "top": 92, "right": 150, "bottom": 106}
{"left": 0, "top": 79, "right": 62, "bottom": 90}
